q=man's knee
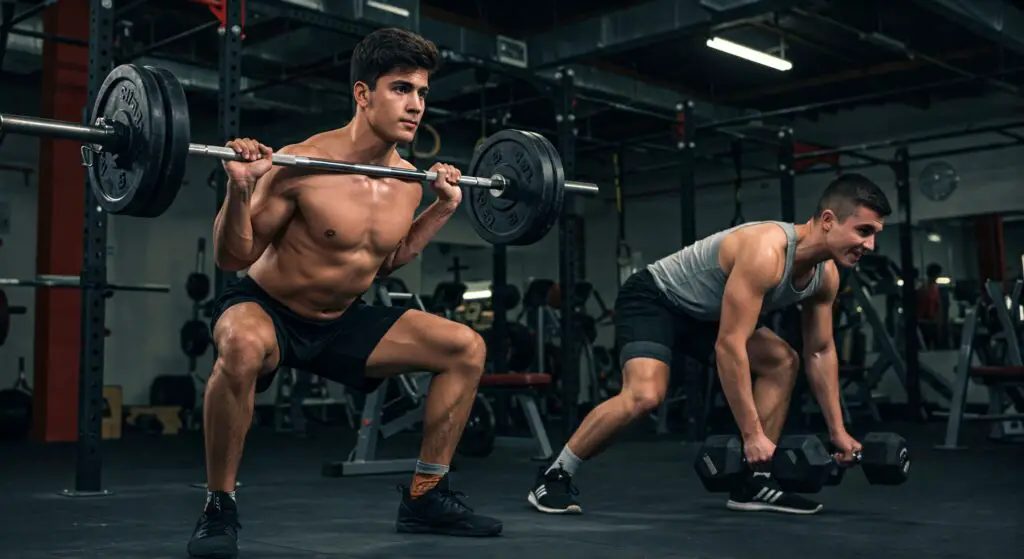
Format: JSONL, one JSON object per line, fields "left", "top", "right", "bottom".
{"left": 448, "top": 323, "right": 486, "bottom": 372}
{"left": 621, "top": 358, "right": 670, "bottom": 416}
{"left": 758, "top": 345, "right": 800, "bottom": 385}
{"left": 214, "top": 329, "right": 271, "bottom": 386}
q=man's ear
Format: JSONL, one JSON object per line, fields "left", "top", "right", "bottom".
{"left": 353, "top": 81, "right": 370, "bottom": 108}
{"left": 820, "top": 209, "right": 837, "bottom": 232}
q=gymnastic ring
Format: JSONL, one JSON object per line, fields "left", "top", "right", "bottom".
{"left": 411, "top": 122, "right": 441, "bottom": 159}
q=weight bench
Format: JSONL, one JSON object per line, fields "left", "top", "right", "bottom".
{"left": 479, "top": 372, "right": 554, "bottom": 461}
{"left": 322, "top": 285, "right": 434, "bottom": 477}
{"left": 936, "top": 287, "right": 1024, "bottom": 450}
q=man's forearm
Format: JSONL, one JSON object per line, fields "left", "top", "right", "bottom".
{"left": 213, "top": 180, "right": 256, "bottom": 266}
{"left": 804, "top": 345, "right": 845, "bottom": 435}
{"left": 382, "top": 200, "right": 459, "bottom": 273}
{"left": 715, "top": 342, "right": 763, "bottom": 438}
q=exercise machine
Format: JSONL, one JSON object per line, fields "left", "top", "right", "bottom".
{"left": 937, "top": 279, "right": 1024, "bottom": 449}
{"left": 322, "top": 281, "right": 434, "bottom": 477}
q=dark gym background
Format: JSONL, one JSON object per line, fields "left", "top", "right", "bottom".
{"left": 0, "top": 1, "right": 1022, "bottom": 558}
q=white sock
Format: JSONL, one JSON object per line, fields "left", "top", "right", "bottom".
{"left": 546, "top": 445, "right": 583, "bottom": 476}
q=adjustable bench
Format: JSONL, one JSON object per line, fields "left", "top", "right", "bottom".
{"left": 479, "top": 372, "right": 554, "bottom": 461}
{"left": 936, "top": 280, "right": 1024, "bottom": 449}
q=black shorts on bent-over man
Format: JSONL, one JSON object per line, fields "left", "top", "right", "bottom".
{"left": 209, "top": 275, "right": 409, "bottom": 394}
{"left": 614, "top": 269, "right": 722, "bottom": 367}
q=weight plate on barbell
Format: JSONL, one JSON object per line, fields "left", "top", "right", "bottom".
{"left": 463, "top": 129, "right": 560, "bottom": 246}
{"left": 136, "top": 66, "right": 191, "bottom": 218}
{"left": 87, "top": 64, "right": 167, "bottom": 216}
{"left": 522, "top": 131, "right": 565, "bottom": 241}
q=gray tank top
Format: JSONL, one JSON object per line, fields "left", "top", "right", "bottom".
{"left": 647, "top": 221, "right": 826, "bottom": 321}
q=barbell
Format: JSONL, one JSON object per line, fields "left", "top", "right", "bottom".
{"left": 0, "top": 277, "right": 171, "bottom": 349}
{"left": 0, "top": 64, "right": 600, "bottom": 246}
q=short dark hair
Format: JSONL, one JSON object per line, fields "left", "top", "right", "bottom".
{"left": 350, "top": 28, "right": 440, "bottom": 90}
{"left": 815, "top": 173, "right": 892, "bottom": 221}
{"left": 926, "top": 262, "right": 943, "bottom": 278}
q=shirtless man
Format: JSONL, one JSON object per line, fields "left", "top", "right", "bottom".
{"left": 187, "top": 28, "right": 501, "bottom": 559}
{"left": 527, "top": 173, "right": 891, "bottom": 516}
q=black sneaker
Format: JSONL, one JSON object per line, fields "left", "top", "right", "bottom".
{"left": 395, "top": 475, "right": 503, "bottom": 537}
{"left": 527, "top": 466, "right": 582, "bottom": 514}
{"left": 726, "top": 472, "right": 823, "bottom": 515}
{"left": 187, "top": 491, "right": 241, "bottom": 558}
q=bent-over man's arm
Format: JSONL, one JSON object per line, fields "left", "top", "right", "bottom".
{"left": 800, "top": 263, "right": 846, "bottom": 436}
{"left": 715, "top": 243, "right": 784, "bottom": 439}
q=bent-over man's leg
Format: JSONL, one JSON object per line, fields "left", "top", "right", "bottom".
{"left": 356, "top": 309, "right": 500, "bottom": 536}
{"left": 529, "top": 268, "right": 677, "bottom": 515}
{"left": 747, "top": 327, "right": 800, "bottom": 443}
{"left": 726, "top": 326, "right": 821, "bottom": 515}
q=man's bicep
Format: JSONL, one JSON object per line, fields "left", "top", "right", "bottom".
{"left": 718, "top": 264, "right": 772, "bottom": 348}
{"left": 249, "top": 170, "right": 297, "bottom": 248}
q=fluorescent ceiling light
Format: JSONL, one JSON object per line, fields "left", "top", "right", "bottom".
{"left": 706, "top": 37, "right": 792, "bottom": 71}
{"left": 936, "top": 276, "right": 952, "bottom": 285}
{"left": 463, "top": 289, "right": 492, "bottom": 301}
{"left": 366, "top": 1, "right": 410, "bottom": 17}
{"left": 927, "top": 233, "right": 942, "bottom": 243}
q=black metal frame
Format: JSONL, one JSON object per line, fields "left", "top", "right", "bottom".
{"left": 891, "top": 146, "right": 924, "bottom": 419}
{"left": 777, "top": 128, "right": 796, "bottom": 222}
{"left": 214, "top": 0, "right": 244, "bottom": 301}
{"left": 66, "top": 0, "right": 116, "bottom": 498}
{"left": 557, "top": 68, "right": 580, "bottom": 437}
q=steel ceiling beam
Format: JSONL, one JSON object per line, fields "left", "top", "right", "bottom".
{"left": 909, "top": 0, "right": 1024, "bottom": 56}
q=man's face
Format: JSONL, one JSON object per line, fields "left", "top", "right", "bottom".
{"left": 822, "top": 205, "right": 884, "bottom": 268}
{"left": 356, "top": 67, "right": 429, "bottom": 144}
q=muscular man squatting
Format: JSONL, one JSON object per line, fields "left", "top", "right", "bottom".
{"left": 187, "top": 28, "right": 502, "bottom": 559}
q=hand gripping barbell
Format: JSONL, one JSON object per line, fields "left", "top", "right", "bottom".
{"left": 0, "top": 64, "right": 599, "bottom": 246}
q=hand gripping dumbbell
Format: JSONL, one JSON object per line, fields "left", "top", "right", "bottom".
{"left": 692, "top": 434, "right": 834, "bottom": 493}
{"left": 693, "top": 432, "right": 911, "bottom": 494}
{"left": 773, "top": 432, "right": 911, "bottom": 493}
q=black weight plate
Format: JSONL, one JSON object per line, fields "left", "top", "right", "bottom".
{"left": 464, "top": 129, "right": 557, "bottom": 246}
{"left": 88, "top": 64, "right": 167, "bottom": 216}
{"left": 518, "top": 131, "right": 559, "bottom": 242}
{"left": 520, "top": 131, "right": 564, "bottom": 241}
{"left": 138, "top": 66, "right": 191, "bottom": 218}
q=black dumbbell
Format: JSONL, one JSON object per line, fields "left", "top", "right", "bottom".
{"left": 693, "top": 435, "right": 747, "bottom": 492}
{"left": 693, "top": 434, "right": 834, "bottom": 493}
{"left": 774, "top": 432, "right": 911, "bottom": 493}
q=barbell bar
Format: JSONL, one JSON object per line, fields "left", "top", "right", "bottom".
{"left": 0, "top": 275, "right": 171, "bottom": 293}
{"left": 0, "top": 63, "right": 600, "bottom": 246}
{"left": 189, "top": 144, "right": 599, "bottom": 195}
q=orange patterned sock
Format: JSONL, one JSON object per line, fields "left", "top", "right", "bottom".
{"left": 410, "top": 473, "right": 443, "bottom": 498}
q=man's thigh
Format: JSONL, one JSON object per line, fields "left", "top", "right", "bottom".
{"left": 305, "top": 304, "right": 479, "bottom": 390}
{"left": 615, "top": 272, "right": 678, "bottom": 368}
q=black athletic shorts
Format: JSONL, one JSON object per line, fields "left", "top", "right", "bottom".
{"left": 209, "top": 276, "right": 409, "bottom": 394}
{"left": 614, "top": 269, "right": 721, "bottom": 368}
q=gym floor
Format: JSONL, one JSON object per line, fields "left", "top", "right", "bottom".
{"left": 1, "top": 421, "right": 1019, "bottom": 558}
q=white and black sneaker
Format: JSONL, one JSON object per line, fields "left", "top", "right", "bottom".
{"left": 527, "top": 466, "right": 582, "bottom": 514}
{"left": 726, "top": 472, "right": 823, "bottom": 515}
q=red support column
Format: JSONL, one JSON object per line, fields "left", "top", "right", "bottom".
{"left": 33, "top": 1, "right": 90, "bottom": 442}
{"left": 974, "top": 213, "right": 1006, "bottom": 293}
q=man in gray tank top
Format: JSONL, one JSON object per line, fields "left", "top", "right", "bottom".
{"left": 528, "top": 173, "right": 891, "bottom": 517}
